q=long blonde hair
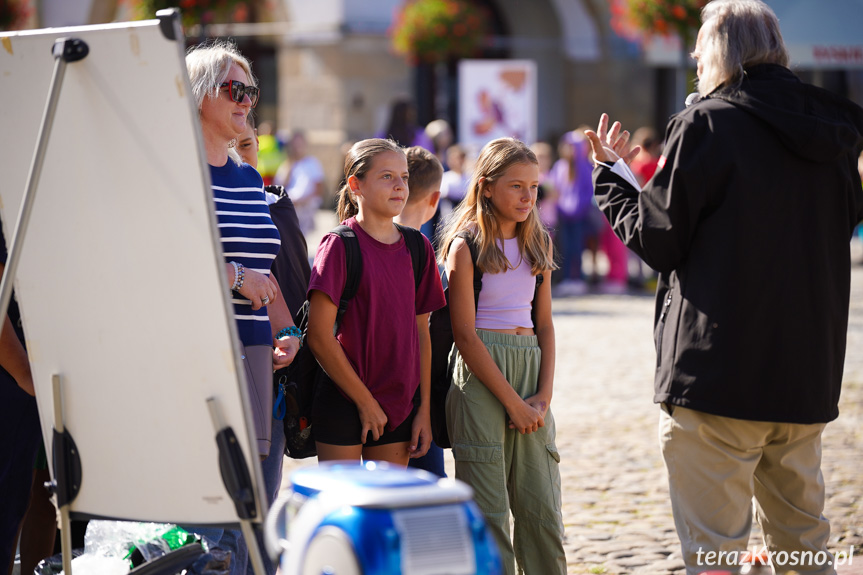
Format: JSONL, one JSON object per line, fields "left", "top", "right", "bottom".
{"left": 336, "top": 138, "right": 405, "bottom": 222}
{"left": 437, "top": 138, "right": 556, "bottom": 275}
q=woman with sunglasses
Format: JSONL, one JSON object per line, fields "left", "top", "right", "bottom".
{"left": 185, "top": 40, "right": 299, "bottom": 575}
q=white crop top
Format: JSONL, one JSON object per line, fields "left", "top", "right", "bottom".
{"left": 475, "top": 237, "right": 536, "bottom": 330}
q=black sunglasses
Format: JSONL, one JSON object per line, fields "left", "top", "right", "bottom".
{"left": 219, "top": 80, "right": 260, "bottom": 108}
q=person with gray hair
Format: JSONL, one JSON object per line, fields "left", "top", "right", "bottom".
{"left": 185, "top": 40, "right": 300, "bottom": 575}
{"left": 585, "top": 1, "right": 863, "bottom": 573}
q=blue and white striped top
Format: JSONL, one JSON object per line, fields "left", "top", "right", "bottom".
{"left": 211, "top": 160, "right": 281, "bottom": 346}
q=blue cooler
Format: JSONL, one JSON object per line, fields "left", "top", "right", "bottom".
{"left": 265, "top": 461, "right": 502, "bottom": 575}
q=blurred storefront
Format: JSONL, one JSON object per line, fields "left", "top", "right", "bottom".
{"left": 645, "top": 0, "right": 863, "bottom": 129}
{"left": 248, "top": 0, "right": 651, "bottom": 195}
{"left": 19, "top": 0, "right": 863, "bottom": 193}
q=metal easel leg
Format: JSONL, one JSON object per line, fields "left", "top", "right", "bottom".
{"left": 51, "top": 375, "right": 75, "bottom": 575}
{"left": 241, "top": 521, "right": 267, "bottom": 575}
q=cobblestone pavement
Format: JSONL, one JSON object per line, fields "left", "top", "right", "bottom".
{"left": 284, "top": 220, "right": 863, "bottom": 574}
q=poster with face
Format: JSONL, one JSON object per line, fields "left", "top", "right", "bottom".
{"left": 458, "top": 59, "right": 537, "bottom": 149}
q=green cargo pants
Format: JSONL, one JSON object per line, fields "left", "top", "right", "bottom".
{"left": 446, "top": 330, "right": 566, "bottom": 575}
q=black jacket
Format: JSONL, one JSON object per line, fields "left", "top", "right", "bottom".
{"left": 594, "top": 64, "right": 863, "bottom": 423}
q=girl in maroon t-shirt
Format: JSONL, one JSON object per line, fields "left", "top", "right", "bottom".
{"left": 306, "top": 139, "right": 445, "bottom": 465}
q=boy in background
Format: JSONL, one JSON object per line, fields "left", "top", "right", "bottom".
{"left": 397, "top": 146, "right": 443, "bottom": 232}
{"left": 395, "top": 146, "right": 446, "bottom": 476}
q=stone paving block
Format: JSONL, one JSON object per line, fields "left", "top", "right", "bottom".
{"left": 635, "top": 558, "right": 687, "bottom": 573}
{"left": 580, "top": 533, "right": 615, "bottom": 542}
{"left": 620, "top": 554, "right": 667, "bottom": 567}
{"left": 635, "top": 546, "right": 674, "bottom": 557}
{"left": 613, "top": 529, "right": 669, "bottom": 541}
{"left": 580, "top": 554, "right": 610, "bottom": 564}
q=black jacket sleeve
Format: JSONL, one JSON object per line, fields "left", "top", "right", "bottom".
{"left": 593, "top": 112, "right": 718, "bottom": 274}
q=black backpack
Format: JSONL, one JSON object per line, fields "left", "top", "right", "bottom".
{"left": 428, "top": 232, "right": 543, "bottom": 449}
{"left": 278, "top": 223, "right": 426, "bottom": 459}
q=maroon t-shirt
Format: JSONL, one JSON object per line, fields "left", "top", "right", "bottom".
{"left": 308, "top": 217, "right": 446, "bottom": 430}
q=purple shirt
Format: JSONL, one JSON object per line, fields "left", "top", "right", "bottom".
{"left": 551, "top": 138, "right": 595, "bottom": 221}
{"left": 375, "top": 127, "right": 433, "bottom": 152}
{"left": 475, "top": 237, "right": 536, "bottom": 330}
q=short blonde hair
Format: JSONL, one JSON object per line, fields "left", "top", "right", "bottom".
{"left": 695, "top": 0, "right": 789, "bottom": 96}
{"left": 185, "top": 40, "right": 256, "bottom": 112}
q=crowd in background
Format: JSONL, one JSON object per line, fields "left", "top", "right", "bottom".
{"left": 260, "top": 97, "right": 676, "bottom": 297}
{"left": 266, "top": 99, "right": 863, "bottom": 294}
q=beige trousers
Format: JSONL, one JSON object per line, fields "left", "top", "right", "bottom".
{"left": 659, "top": 405, "right": 834, "bottom": 575}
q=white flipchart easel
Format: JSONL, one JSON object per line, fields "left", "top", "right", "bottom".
{"left": 0, "top": 10, "right": 268, "bottom": 575}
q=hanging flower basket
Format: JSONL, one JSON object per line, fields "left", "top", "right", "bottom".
{"left": 390, "top": 0, "right": 489, "bottom": 65}
{"left": 610, "top": 0, "right": 706, "bottom": 48}
{"left": 129, "top": 0, "right": 262, "bottom": 30}
{"left": 0, "top": 0, "right": 32, "bottom": 31}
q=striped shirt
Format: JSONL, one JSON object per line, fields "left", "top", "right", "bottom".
{"left": 211, "top": 160, "right": 281, "bottom": 346}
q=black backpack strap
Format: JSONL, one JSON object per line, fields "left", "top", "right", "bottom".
{"left": 529, "top": 231, "right": 550, "bottom": 326}
{"left": 530, "top": 273, "right": 544, "bottom": 326}
{"left": 455, "top": 230, "right": 483, "bottom": 312}
{"left": 394, "top": 223, "right": 426, "bottom": 292}
{"left": 330, "top": 225, "right": 362, "bottom": 325}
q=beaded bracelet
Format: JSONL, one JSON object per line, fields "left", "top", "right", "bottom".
{"left": 231, "top": 262, "right": 245, "bottom": 291}
{"left": 230, "top": 261, "right": 239, "bottom": 288}
{"left": 276, "top": 326, "right": 302, "bottom": 340}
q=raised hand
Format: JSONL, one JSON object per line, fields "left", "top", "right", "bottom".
{"left": 584, "top": 113, "right": 641, "bottom": 166}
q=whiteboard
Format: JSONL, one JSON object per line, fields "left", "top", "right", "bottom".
{"left": 0, "top": 15, "right": 264, "bottom": 526}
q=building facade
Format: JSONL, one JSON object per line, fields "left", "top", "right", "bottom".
{"left": 23, "top": 0, "right": 863, "bottom": 194}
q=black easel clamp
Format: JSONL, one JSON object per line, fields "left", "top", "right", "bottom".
{"left": 206, "top": 397, "right": 268, "bottom": 575}
{"left": 156, "top": 8, "right": 180, "bottom": 41}
{"left": 53, "top": 427, "right": 83, "bottom": 507}
{"left": 52, "top": 38, "right": 89, "bottom": 62}
{"left": 216, "top": 426, "right": 257, "bottom": 520}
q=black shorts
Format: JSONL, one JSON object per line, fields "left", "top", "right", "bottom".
{"left": 312, "top": 377, "right": 417, "bottom": 447}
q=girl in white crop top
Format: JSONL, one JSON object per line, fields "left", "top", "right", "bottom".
{"left": 437, "top": 138, "right": 565, "bottom": 574}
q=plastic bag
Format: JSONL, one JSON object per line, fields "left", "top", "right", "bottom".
{"left": 84, "top": 521, "right": 173, "bottom": 560}
{"left": 33, "top": 550, "right": 127, "bottom": 575}
{"left": 34, "top": 549, "right": 83, "bottom": 575}
{"left": 67, "top": 555, "right": 129, "bottom": 575}
{"left": 126, "top": 526, "right": 197, "bottom": 567}
{"left": 82, "top": 520, "right": 198, "bottom": 568}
